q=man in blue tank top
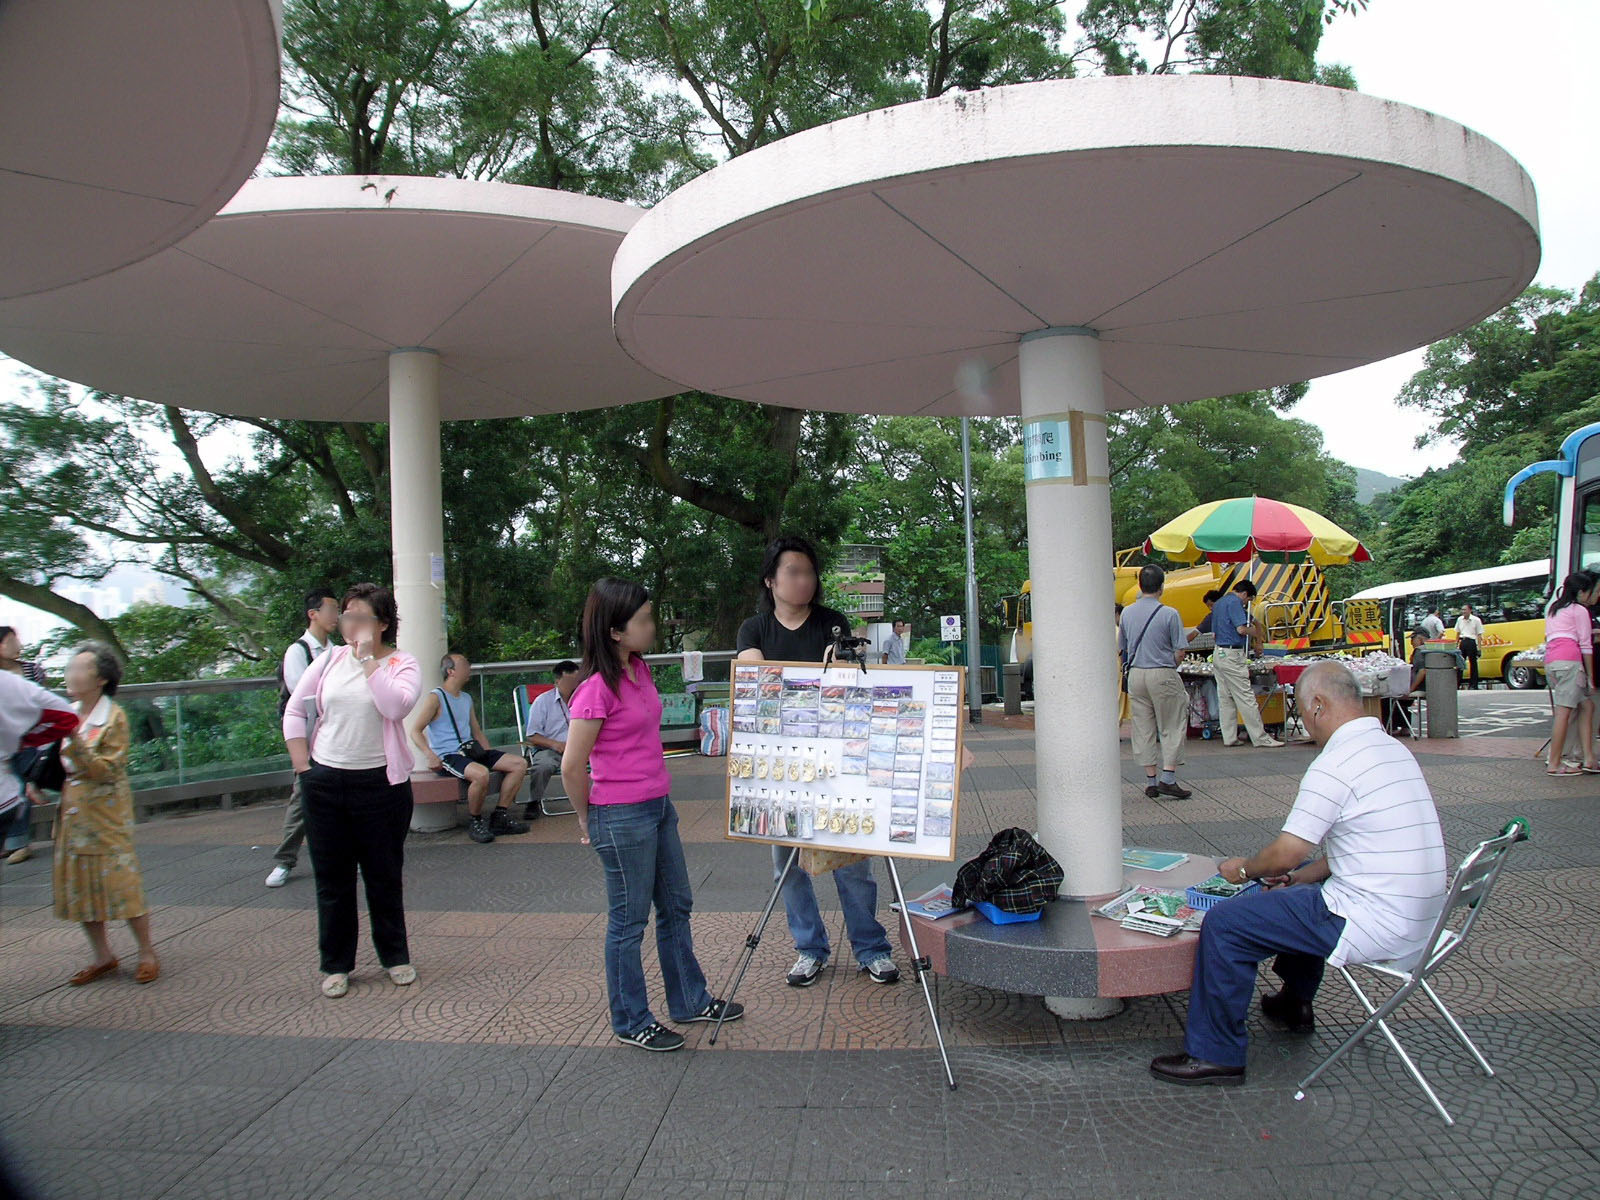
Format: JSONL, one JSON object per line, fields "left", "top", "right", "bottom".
{"left": 407, "top": 654, "right": 529, "bottom": 844}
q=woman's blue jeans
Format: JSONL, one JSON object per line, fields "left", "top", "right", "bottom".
{"left": 588, "top": 797, "right": 712, "bottom": 1036}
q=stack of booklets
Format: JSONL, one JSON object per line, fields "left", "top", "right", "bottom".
{"left": 1092, "top": 885, "right": 1203, "bottom": 936}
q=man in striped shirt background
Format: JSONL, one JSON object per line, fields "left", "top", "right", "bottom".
{"left": 1151, "top": 660, "right": 1448, "bottom": 1086}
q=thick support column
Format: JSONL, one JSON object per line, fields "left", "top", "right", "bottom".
{"left": 388, "top": 347, "right": 447, "bottom": 719}
{"left": 1019, "top": 328, "right": 1123, "bottom": 902}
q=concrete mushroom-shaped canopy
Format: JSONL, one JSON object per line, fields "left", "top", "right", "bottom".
{"left": 612, "top": 75, "right": 1541, "bottom": 416}
{"left": 0, "top": 0, "right": 284, "bottom": 300}
{"left": 0, "top": 174, "right": 681, "bottom": 419}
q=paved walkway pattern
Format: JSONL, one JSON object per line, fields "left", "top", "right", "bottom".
{"left": 1, "top": 693, "right": 1594, "bottom": 1197}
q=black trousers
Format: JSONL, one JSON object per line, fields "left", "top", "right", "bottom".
{"left": 300, "top": 761, "right": 413, "bottom": 974}
{"left": 1459, "top": 637, "right": 1480, "bottom": 688}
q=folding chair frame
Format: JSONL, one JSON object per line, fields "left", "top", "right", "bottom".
{"left": 1388, "top": 694, "right": 1427, "bottom": 742}
{"left": 1293, "top": 819, "right": 1529, "bottom": 1125}
{"left": 513, "top": 684, "right": 575, "bottom": 817}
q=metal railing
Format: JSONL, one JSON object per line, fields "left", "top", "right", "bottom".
{"left": 95, "top": 651, "right": 738, "bottom": 811}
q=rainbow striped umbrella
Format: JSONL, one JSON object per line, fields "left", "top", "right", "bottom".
{"left": 1142, "top": 496, "right": 1371, "bottom": 566}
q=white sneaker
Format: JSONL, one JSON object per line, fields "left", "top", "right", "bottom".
{"left": 321, "top": 973, "right": 349, "bottom": 999}
{"left": 1254, "top": 736, "right": 1285, "bottom": 748}
{"left": 264, "top": 865, "right": 290, "bottom": 888}
{"left": 387, "top": 964, "right": 417, "bottom": 986}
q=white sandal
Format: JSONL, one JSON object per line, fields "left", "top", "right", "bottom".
{"left": 387, "top": 964, "right": 417, "bottom": 986}
{"left": 321, "top": 972, "right": 349, "bottom": 998}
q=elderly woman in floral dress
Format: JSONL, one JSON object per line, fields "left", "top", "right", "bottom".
{"left": 54, "top": 642, "right": 159, "bottom": 985}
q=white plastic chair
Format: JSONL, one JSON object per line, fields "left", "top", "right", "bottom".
{"left": 1293, "top": 819, "right": 1529, "bottom": 1124}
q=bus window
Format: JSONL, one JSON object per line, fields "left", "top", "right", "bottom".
{"left": 1440, "top": 585, "right": 1489, "bottom": 618}
{"left": 1401, "top": 591, "right": 1435, "bottom": 632}
{"left": 1493, "top": 579, "right": 1547, "bottom": 622}
{"left": 1579, "top": 491, "right": 1600, "bottom": 573}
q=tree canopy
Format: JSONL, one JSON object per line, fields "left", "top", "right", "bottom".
{"left": 1, "top": 0, "right": 1397, "bottom": 681}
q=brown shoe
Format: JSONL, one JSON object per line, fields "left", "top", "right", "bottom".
{"left": 134, "top": 959, "right": 160, "bottom": 985}
{"left": 69, "top": 959, "right": 119, "bottom": 987}
{"left": 1149, "top": 1052, "right": 1245, "bottom": 1086}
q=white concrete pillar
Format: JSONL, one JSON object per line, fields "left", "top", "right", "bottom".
{"left": 1018, "top": 328, "right": 1123, "bottom": 900}
{"left": 388, "top": 348, "right": 447, "bottom": 699}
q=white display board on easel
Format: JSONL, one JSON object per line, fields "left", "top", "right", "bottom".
{"left": 724, "top": 660, "right": 965, "bottom": 862}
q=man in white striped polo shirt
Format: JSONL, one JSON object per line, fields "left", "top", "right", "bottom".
{"left": 1151, "top": 660, "right": 1448, "bottom": 1086}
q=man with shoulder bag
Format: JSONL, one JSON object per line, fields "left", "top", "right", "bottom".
{"left": 1120, "top": 564, "right": 1194, "bottom": 800}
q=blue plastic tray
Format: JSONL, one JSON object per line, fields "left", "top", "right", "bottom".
{"left": 972, "top": 900, "right": 1043, "bottom": 924}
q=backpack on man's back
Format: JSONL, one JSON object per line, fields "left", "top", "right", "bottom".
{"left": 275, "top": 639, "right": 313, "bottom": 717}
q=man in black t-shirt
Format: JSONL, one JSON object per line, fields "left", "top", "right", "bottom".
{"left": 736, "top": 603, "right": 854, "bottom": 664}
{"left": 735, "top": 536, "right": 900, "bottom": 988}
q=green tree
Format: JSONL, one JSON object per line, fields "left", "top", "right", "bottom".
{"left": 1108, "top": 388, "right": 1367, "bottom": 554}
{"left": 1370, "top": 276, "right": 1600, "bottom": 580}
{"left": 1077, "top": 0, "right": 1364, "bottom": 83}
{"left": 835, "top": 416, "right": 1027, "bottom": 641}
{"left": 9, "top": 0, "right": 1380, "bottom": 671}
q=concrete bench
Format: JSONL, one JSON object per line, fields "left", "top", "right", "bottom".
{"left": 900, "top": 852, "right": 1223, "bottom": 1019}
{"left": 409, "top": 768, "right": 529, "bottom": 833}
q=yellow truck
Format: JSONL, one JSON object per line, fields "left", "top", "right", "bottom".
{"left": 1001, "top": 551, "right": 1386, "bottom": 673}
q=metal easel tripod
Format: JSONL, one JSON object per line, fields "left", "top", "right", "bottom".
{"left": 709, "top": 845, "right": 957, "bottom": 1090}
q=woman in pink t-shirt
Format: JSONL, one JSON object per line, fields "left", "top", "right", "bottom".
{"left": 561, "top": 578, "right": 743, "bottom": 1051}
{"left": 1543, "top": 570, "right": 1599, "bottom": 775}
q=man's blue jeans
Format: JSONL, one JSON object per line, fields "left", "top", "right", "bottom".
{"left": 772, "top": 844, "right": 892, "bottom": 965}
{"left": 589, "top": 797, "right": 712, "bottom": 1036}
{"left": 1184, "top": 883, "right": 1346, "bottom": 1068}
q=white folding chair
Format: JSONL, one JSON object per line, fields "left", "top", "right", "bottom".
{"left": 1294, "top": 819, "right": 1529, "bottom": 1124}
{"left": 512, "top": 684, "right": 575, "bottom": 817}
{"left": 1386, "top": 693, "right": 1425, "bottom": 740}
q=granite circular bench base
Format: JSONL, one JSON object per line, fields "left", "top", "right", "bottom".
{"left": 902, "top": 853, "right": 1222, "bottom": 1013}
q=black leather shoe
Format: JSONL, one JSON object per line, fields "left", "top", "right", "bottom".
{"left": 1261, "top": 989, "right": 1315, "bottom": 1033}
{"left": 1144, "top": 783, "right": 1161, "bottom": 798}
{"left": 1149, "top": 1053, "right": 1245, "bottom": 1086}
{"left": 1156, "top": 781, "right": 1192, "bottom": 800}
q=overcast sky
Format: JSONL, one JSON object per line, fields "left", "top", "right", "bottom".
{"left": 1298, "top": 0, "right": 1599, "bottom": 478}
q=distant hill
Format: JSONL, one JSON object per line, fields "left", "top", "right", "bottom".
{"left": 1353, "top": 467, "right": 1408, "bottom": 505}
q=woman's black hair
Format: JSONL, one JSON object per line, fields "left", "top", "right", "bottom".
{"left": 1548, "top": 570, "right": 1598, "bottom": 616}
{"left": 757, "top": 535, "right": 822, "bottom": 613}
{"left": 72, "top": 641, "right": 124, "bottom": 697}
{"left": 342, "top": 582, "right": 400, "bottom": 645}
{"left": 579, "top": 578, "right": 651, "bottom": 693}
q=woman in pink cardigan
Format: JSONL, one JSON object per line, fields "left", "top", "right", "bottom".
{"left": 283, "top": 583, "right": 421, "bottom": 998}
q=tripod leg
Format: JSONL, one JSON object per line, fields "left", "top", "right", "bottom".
{"left": 884, "top": 857, "right": 957, "bottom": 1090}
{"left": 710, "top": 845, "right": 798, "bottom": 1046}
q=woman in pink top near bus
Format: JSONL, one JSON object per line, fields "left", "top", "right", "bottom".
{"left": 283, "top": 583, "right": 422, "bottom": 998}
{"left": 1543, "top": 569, "right": 1599, "bottom": 776}
{"left": 561, "top": 578, "right": 743, "bottom": 1052}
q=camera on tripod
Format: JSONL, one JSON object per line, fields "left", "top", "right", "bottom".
{"left": 828, "top": 626, "right": 872, "bottom": 670}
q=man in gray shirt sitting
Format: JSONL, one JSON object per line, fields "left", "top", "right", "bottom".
{"left": 522, "top": 660, "right": 580, "bottom": 819}
{"left": 1119, "top": 564, "right": 1193, "bottom": 800}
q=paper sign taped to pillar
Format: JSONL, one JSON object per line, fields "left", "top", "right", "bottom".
{"left": 724, "top": 661, "right": 965, "bottom": 862}
{"left": 1022, "top": 418, "right": 1074, "bottom": 481}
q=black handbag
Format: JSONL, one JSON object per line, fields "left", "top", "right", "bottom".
{"left": 21, "top": 742, "right": 65, "bottom": 792}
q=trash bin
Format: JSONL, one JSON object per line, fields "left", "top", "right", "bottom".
{"left": 1003, "top": 662, "right": 1023, "bottom": 716}
{"left": 1422, "top": 646, "right": 1459, "bottom": 738}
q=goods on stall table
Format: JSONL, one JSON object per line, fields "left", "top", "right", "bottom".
{"left": 1093, "top": 885, "right": 1205, "bottom": 934}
